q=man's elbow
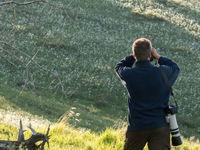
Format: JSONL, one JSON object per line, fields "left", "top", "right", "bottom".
{"left": 172, "top": 65, "right": 180, "bottom": 80}
{"left": 175, "top": 65, "right": 180, "bottom": 75}
{"left": 114, "top": 65, "right": 119, "bottom": 73}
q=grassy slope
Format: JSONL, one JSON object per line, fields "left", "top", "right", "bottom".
{"left": 0, "top": 0, "right": 200, "bottom": 148}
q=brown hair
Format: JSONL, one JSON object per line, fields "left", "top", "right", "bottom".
{"left": 132, "top": 38, "right": 152, "bottom": 60}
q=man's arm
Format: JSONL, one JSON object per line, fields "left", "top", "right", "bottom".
{"left": 115, "top": 55, "right": 135, "bottom": 80}
{"left": 151, "top": 47, "right": 180, "bottom": 86}
{"left": 158, "top": 57, "right": 180, "bottom": 86}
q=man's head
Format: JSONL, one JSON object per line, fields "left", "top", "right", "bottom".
{"left": 132, "top": 38, "right": 152, "bottom": 61}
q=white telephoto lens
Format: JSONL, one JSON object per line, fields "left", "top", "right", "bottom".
{"left": 168, "top": 114, "right": 181, "bottom": 137}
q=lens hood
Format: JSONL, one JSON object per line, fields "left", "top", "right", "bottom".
{"left": 172, "top": 136, "right": 182, "bottom": 146}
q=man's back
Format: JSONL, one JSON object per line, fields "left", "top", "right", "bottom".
{"left": 115, "top": 56, "right": 180, "bottom": 131}
{"left": 115, "top": 38, "right": 180, "bottom": 150}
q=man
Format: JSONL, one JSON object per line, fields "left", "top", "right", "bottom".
{"left": 115, "top": 38, "right": 180, "bottom": 150}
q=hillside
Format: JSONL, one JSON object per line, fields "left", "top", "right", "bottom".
{"left": 0, "top": 0, "right": 200, "bottom": 149}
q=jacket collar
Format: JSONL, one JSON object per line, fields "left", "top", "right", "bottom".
{"left": 136, "top": 60, "right": 151, "bottom": 67}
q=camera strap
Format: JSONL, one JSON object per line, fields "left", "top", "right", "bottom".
{"left": 159, "top": 67, "right": 178, "bottom": 108}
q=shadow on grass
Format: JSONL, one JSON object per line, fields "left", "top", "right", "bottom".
{"left": 0, "top": 84, "right": 126, "bottom": 133}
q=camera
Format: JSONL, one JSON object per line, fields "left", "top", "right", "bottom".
{"left": 165, "top": 105, "right": 182, "bottom": 146}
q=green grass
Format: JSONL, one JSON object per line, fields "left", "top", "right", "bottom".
{"left": 0, "top": 0, "right": 200, "bottom": 148}
{"left": 0, "top": 121, "right": 200, "bottom": 150}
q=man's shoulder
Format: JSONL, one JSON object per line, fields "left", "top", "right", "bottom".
{"left": 159, "top": 65, "right": 172, "bottom": 72}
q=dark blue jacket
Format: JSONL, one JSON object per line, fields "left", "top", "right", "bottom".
{"left": 115, "top": 55, "right": 180, "bottom": 131}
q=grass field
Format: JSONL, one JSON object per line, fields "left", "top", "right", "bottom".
{"left": 0, "top": 0, "right": 200, "bottom": 149}
{"left": 0, "top": 119, "right": 200, "bottom": 150}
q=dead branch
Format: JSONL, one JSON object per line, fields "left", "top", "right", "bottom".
{"left": 0, "top": 47, "right": 26, "bottom": 66}
{"left": 0, "top": 0, "right": 67, "bottom": 96}
{"left": 18, "top": 120, "right": 25, "bottom": 142}
{"left": 0, "top": 48, "right": 33, "bottom": 94}
{"left": 0, "top": 51, "right": 29, "bottom": 87}
{"left": 0, "top": 52, "right": 18, "bottom": 68}
{"left": 0, "top": 0, "right": 42, "bottom": 6}
{"left": 1, "top": 41, "right": 53, "bottom": 73}
{"left": 0, "top": 0, "right": 65, "bottom": 9}
{"left": 29, "top": 124, "right": 37, "bottom": 135}
{"left": 0, "top": 121, "right": 50, "bottom": 150}
{"left": 41, "top": 0, "right": 65, "bottom": 9}
{"left": 25, "top": 48, "right": 40, "bottom": 68}
{"left": 0, "top": 41, "right": 65, "bottom": 95}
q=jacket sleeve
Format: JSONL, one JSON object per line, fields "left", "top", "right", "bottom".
{"left": 115, "top": 55, "right": 135, "bottom": 80}
{"left": 158, "top": 56, "right": 180, "bottom": 86}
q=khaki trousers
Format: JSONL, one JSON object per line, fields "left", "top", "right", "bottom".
{"left": 124, "top": 126, "right": 170, "bottom": 150}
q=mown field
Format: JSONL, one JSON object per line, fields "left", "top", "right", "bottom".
{"left": 0, "top": 0, "right": 200, "bottom": 149}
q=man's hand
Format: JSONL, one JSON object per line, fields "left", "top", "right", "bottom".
{"left": 151, "top": 47, "right": 160, "bottom": 60}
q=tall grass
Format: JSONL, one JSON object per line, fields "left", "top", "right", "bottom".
{"left": 0, "top": 121, "right": 200, "bottom": 150}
